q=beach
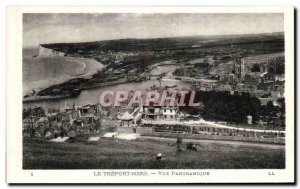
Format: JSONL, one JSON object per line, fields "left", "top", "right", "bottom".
{"left": 23, "top": 47, "right": 105, "bottom": 95}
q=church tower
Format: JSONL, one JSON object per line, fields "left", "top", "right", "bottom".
{"left": 240, "top": 58, "right": 245, "bottom": 80}
{"left": 233, "top": 58, "right": 245, "bottom": 81}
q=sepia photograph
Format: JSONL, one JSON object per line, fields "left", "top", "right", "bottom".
{"left": 6, "top": 6, "right": 295, "bottom": 183}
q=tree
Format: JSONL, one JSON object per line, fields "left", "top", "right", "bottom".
{"left": 277, "top": 98, "right": 285, "bottom": 115}
{"left": 198, "top": 91, "right": 262, "bottom": 124}
{"left": 268, "top": 57, "right": 285, "bottom": 75}
{"left": 94, "top": 121, "right": 102, "bottom": 132}
{"left": 251, "top": 63, "right": 260, "bottom": 72}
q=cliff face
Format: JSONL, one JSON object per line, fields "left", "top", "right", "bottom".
{"left": 38, "top": 45, "right": 66, "bottom": 57}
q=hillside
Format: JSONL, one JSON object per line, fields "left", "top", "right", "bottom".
{"left": 23, "top": 137, "right": 285, "bottom": 169}
{"left": 40, "top": 32, "right": 284, "bottom": 54}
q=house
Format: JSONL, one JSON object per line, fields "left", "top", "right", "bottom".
{"left": 214, "top": 84, "right": 232, "bottom": 92}
{"left": 227, "top": 73, "right": 236, "bottom": 85}
{"left": 260, "top": 73, "right": 276, "bottom": 83}
{"left": 143, "top": 104, "right": 162, "bottom": 121}
{"left": 161, "top": 106, "right": 178, "bottom": 120}
{"left": 55, "top": 112, "right": 71, "bottom": 123}
{"left": 47, "top": 108, "right": 60, "bottom": 116}
{"left": 28, "top": 106, "right": 45, "bottom": 117}
{"left": 80, "top": 104, "right": 98, "bottom": 115}
{"left": 275, "top": 74, "right": 285, "bottom": 82}
{"left": 22, "top": 115, "right": 50, "bottom": 138}
{"left": 243, "top": 84, "right": 257, "bottom": 93}
{"left": 259, "top": 63, "right": 269, "bottom": 73}
{"left": 244, "top": 73, "right": 260, "bottom": 85}
{"left": 193, "top": 79, "right": 217, "bottom": 91}
{"left": 113, "top": 69, "right": 123, "bottom": 76}
{"left": 22, "top": 116, "right": 39, "bottom": 130}
{"left": 35, "top": 117, "right": 49, "bottom": 129}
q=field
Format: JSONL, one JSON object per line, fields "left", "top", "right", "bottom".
{"left": 23, "top": 137, "right": 285, "bottom": 169}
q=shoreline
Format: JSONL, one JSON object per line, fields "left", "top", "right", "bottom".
{"left": 23, "top": 55, "right": 106, "bottom": 101}
{"left": 23, "top": 78, "right": 128, "bottom": 102}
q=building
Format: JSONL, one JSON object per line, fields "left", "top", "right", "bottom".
{"left": 161, "top": 106, "right": 178, "bottom": 120}
{"left": 29, "top": 106, "right": 45, "bottom": 117}
{"left": 260, "top": 63, "right": 269, "bottom": 73}
{"left": 244, "top": 73, "right": 260, "bottom": 85}
{"left": 261, "top": 73, "right": 276, "bottom": 83}
{"left": 143, "top": 104, "right": 161, "bottom": 121}
{"left": 233, "top": 58, "right": 245, "bottom": 81}
{"left": 193, "top": 79, "right": 217, "bottom": 91}
{"left": 227, "top": 73, "right": 236, "bottom": 85}
{"left": 113, "top": 69, "right": 123, "bottom": 76}
{"left": 118, "top": 111, "right": 134, "bottom": 127}
{"left": 80, "top": 104, "right": 98, "bottom": 115}
{"left": 22, "top": 116, "right": 39, "bottom": 130}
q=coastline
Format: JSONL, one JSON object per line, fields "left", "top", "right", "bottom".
{"left": 23, "top": 54, "right": 105, "bottom": 100}
{"left": 23, "top": 77, "right": 128, "bottom": 102}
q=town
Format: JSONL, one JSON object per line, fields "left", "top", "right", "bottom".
{"left": 22, "top": 33, "right": 286, "bottom": 169}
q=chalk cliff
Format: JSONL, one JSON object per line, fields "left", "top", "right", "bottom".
{"left": 38, "top": 45, "right": 66, "bottom": 57}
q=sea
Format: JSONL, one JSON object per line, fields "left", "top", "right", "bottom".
{"left": 23, "top": 48, "right": 191, "bottom": 110}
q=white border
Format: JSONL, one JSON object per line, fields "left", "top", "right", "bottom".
{"left": 6, "top": 6, "right": 295, "bottom": 183}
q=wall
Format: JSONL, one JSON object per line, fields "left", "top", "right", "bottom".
{"left": 136, "top": 127, "right": 153, "bottom": 135}
{"left": 117, "top": 126, "right": 153, "bottom": 134}
{"left": 117, "top": 127, "right": 135, "bottom": 133}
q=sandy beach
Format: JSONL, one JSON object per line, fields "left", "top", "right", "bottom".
{"left": 23, "top": 48, "right": 105, "bottom": 95}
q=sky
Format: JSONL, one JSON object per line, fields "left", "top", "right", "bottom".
{"left": 23, "top": 13, "right": 284, "bottom": 47}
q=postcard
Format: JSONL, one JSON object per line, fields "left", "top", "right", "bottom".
{"left": 6, "top": 6, "right": 295, "bottom": 183}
